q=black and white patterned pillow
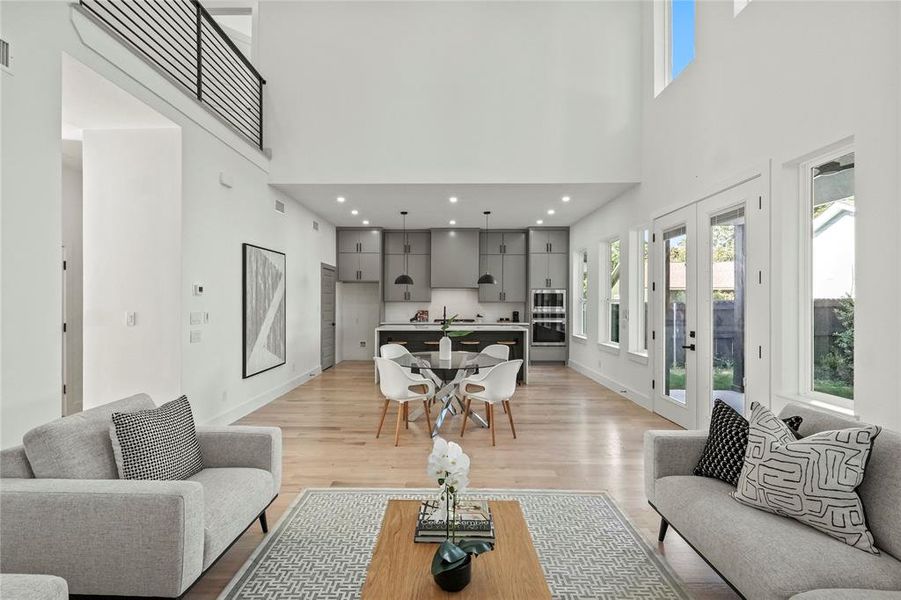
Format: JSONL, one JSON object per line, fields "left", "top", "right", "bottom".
{"left": 733, "top": 402, "right": 880, "bottom": 554}
{"left": 110, "top": 396, "right": 204, "bottom": 480}
{"left": 694, "top": 400, "right": 802, "bottom": 486}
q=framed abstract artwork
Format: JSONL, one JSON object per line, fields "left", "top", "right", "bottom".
{"left": 242, "top": 243, "right": 287, "bottom": 378}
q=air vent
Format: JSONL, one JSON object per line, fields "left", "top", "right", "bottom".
{"left": 312, "top": 221, "right": 320, "bottom": 231}
{"left": 274, "top": 199, "right": 286, "bottom": 214}
{"left": 0, "top": 39, "right": 9, "bottom": 69}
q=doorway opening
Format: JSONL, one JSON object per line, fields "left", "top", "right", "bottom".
{"left": 61, "top": 54, "right": 182, "bottom": 414}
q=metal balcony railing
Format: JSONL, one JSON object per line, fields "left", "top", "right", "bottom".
{"left": 79, "top": 0, "right": 266, "bottom": 150}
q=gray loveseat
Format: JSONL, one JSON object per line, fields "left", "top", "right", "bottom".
{"left": 0, "top": 394, "right": 282, "bottom": 598}
{"left": 645, "top": 402, "right": 901, "bottom": 600}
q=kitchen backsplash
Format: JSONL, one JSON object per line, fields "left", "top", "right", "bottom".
{"left": 383, "top": 289, "right": 526, "bottom": 323}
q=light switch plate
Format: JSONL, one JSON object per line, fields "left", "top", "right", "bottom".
{"left": 190, "top": 330, "right": 202, "bottom": 343}
{"left": 190, "top": 311, "right": 203, "bottom": 325}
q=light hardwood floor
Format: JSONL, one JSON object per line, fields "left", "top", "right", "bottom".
{"left": 187, "top": 362, "right": 738, "bottom": 599}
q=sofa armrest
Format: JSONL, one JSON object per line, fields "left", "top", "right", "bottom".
{"left": 0, "top": 478, "right": 204, "bottom": 597}
{"left": 196, "top": 426, "right": 282, "bottom": 494}
{"left": 643, "top": 430, "right": 708, "bottom": 505}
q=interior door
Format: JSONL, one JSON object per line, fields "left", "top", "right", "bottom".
{"left": 320, "top": 264, "right": 336, "bottom": 370}
{"left": 653, "top": 205, "right": 698, "bottom": 429}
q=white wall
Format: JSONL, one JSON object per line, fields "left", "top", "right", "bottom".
{"left": 61, "top": 159, "right": 84, "bottom": 416}
{"left": 384, "top": 289, "right": 524, "bottom": 324}
{"left": 569, "top": 1, "right": 901, "bottom": 430}
{"left": 0, "top": 2, "right": 336, "bottom": 446}
{"left": 82, "top": 128, "right": 183, "bottom": 409}
{"left": 258, "top": 1, "right": 641, "bottom": 185}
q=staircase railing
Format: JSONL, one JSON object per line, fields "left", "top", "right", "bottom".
{"left": 79, "top": 0, "right": 266, "bottom": 150}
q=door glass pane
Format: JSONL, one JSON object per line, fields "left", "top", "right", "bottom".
{"left": 710, "top": 207, "right": 745, "bottom": 414}
{"left": 811, "top": 152, "right": 855, "bottom": 400}
{"left": 664, "top": 226, "right": 687, "bottom": 403}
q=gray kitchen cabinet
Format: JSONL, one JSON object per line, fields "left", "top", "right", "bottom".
{"left": 384, "top": 253, "right": 431, "bottom": 301}
{"left": 529, "top": 254, "right": 549, "bottom": 289}
{"left": 481, "top": 231, "right": 526, "bottom": 255}
{"left": 478, "top": 254, "right": 504, "bottom": 302}
{"left": 337, "top": 228, "right": 382, "bottom": 283}
{"left": 385, "top": 231, "right": 429, "bottom": 255}
{"left": 431, "top": 229, "right": 479, "bottom": 288}
{"left": 502, "top": 253, "right": 527, "bottom": 302}
{"left": 547, "top": 253, "right": 568, "bottom": 288}
{"left": 529, "top": 228, "right": 568, "bottom": 254}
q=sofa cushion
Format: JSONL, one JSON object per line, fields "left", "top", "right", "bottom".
{"left": 778, "top": 403, "right": 901, "bottom": 560}
{"left": 694, "top": 399, "right": 802, "bottom": 486}
{"left": 23, "top": 394, "right": 156, "bottom": 479}
{"left": 655, "top": 476, "right": 901, "bottom": 599}
{"left": 0, "top": 445, "right": 35, "bottom": 478}
{"left": 110, "top": 396, "right": 204, "bottom": 481}
{"left": 734, "top": 402, "right": 880, "bottom": 554}
{"left": 791, "top": 590, "right": 901, "bottom": 600}
{"left": 188, "top": 467, "right": 274, "bottom": 567}
{"left": 0, "top": 574, "right": 68, "bottom": 600}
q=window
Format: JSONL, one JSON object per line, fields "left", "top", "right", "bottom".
{"left": 654, "top": 0, "right": 696, "bottom": 94}
{"left": 573, "top": 250, "right": 589, "bottom": 338}
{"left": 629, "top": 228, "right": 650, "bottom": 355}
{"left": 602, "top": 239, "right": 621, "bottom": 346}
{"left": 802, "top": 150, "right": 855, "bottom": 406}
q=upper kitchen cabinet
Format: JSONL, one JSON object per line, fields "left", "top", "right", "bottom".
{"left": 384, "top": 231, "right": 430, "bottom": 255}
{"left": 529, "top": 228, "right": 568, "bottom": 254}
{"left": 528, "top": 228, "right": 569, "bottom": 289}
{"left": 431, "top": 229, "right": 479, "bottom": 288}
{"left": 480, "top": 231, "right": 526, "bottom": 255}
{"left": 337, "top": 228, "right": 382, "bottom": 282}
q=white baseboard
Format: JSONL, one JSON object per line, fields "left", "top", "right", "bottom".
{"left": 205, "top": 366, "right": 321, "bottom": 426}
{"left": 567, "top": 359, "right": 652, "bottom": 411}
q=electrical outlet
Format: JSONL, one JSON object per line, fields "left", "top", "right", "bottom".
{"left": 190, "top": 330, "right": 202, "bottom": 343}
{"left": 190, "top": 311, "right": 203, "bottom": 325}
{"left": 126, "top": 312, "right": 137, "bottom": 327}
{"left": 359, "top": 341, "right": 366, "bottom": 348}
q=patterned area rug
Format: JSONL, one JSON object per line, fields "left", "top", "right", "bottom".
{"left": 219, "top": 488, "right": 689, "bottom": 600}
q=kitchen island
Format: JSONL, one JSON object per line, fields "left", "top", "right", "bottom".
{"left": 374, "top": 322, "right": 530, "bottom": 383}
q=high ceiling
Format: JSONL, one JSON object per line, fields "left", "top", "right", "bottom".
{"left": 274, "top": 183, "right": 636, "bottom": 229}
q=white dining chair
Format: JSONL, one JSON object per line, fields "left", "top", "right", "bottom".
{"left": 380, "top": 343, "right": 410, "bottom": 360}
{"left": 458, "top": 359, "right": 523, "bottom": 446}
{"left": 374, "top": 357, "right": 436, "bottom": 446}
{"left": 454, "top": 344, "right": 512, "bottom": 403}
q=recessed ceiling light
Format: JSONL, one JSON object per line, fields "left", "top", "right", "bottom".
{"left": 449, "top": 220, "right": 456, "bottom": 225}
{"left": 362, "top": 220, "right": 370, "bottom": 225}
{"left": 336, "top": 196, "right": 345, "bottom": 203}
{"left": 449, "top": 196, "right": 458, "bottom": 203}
{"left": 561, "top": 196, "right": 571, "bottom": 202}
{"left": 547, "top": 209, "right": 555, "bottom": 215}
{"left": 351, "top": 209, "right": 359, "bottom": 215}
{"left": 536, "top": 219, "right": 544, "bottom": 225}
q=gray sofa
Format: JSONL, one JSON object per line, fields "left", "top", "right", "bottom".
{"left": 645, "top": 402, "right": 901, "bottom": 600}
{"left": 0, "top": 574, "right": 68, "bottom": 600}
{"left": 0, "top": 394, "right": 282, "bottom": 598}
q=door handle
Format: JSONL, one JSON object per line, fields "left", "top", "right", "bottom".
{"left": 682, "top": 344, "right": 696, "bottom": 351}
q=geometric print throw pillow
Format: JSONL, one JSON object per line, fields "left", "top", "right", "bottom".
{"left": 694, "top": 399, "right": 803, "bottom": 486}
{"left": 732, "top": 402, "right": 881, "bottom": 554}
{"left": 110, "top": 395, "right": 204, "bottom": 481}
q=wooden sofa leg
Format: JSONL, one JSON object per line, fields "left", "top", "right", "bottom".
{"left": 260, "top": 511, "right": 269, "bottom": 534}
{"left": 658, "top": 518, "right": 669, "bottom": 542}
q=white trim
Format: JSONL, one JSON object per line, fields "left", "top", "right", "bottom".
{"left": 773, "top": 393, "right": 858, "bottom": 419}
{"left": 627, "top": 226, "right": 650, "bottom": 356}
{"left": 204, "top": 368, "right": 320, "bottom": 426}
{"left": 572, "top": 334, "right": 588, "bottom": 342}
{"left": 628, "top": 350, "right": 649, "bottom": 365}
{"left": 597, "top": 341, "right": 621, "bottom": 354}
{"left": 568, "top": 360, "right": 652, "bottom": 411}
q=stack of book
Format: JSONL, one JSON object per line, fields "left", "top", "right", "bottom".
{"left": 414, "top": 499, "right": 495, "bottom": 543}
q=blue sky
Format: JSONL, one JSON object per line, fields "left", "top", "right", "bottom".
{"left": 672, "top": 0, "right": 696, "bottom": 79}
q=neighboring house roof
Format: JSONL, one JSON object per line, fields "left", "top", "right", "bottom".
{"left": 813, "top": 199, "right": 855, "bottom": 235}
{"left": 667, "top": 262, "right": 735, "bottom": 291}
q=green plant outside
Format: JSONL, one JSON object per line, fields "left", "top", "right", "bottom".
{"left": 666, "top": 366, "right": 736, "bottom": 391}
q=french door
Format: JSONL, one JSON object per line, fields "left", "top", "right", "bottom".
{"left": 653, "top": 178, "right": 769, "bottom": 429}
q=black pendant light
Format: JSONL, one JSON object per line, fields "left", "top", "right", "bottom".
{"left": 477, "top": 211, "right": 498, "bottom": 285}
{"left": 394, "top": 211, "right": 415, "bottom": 285}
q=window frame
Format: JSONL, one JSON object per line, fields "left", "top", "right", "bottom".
{"left": 654, "top": 0, "right": 695, "bottom": 96}
{"left": 798, "top": 144, "right": 855, "bottom": 412}
{"left": 572, "top": 249, "right": 589, "bottom": 340}
{"left": 598, "top": 237, "right": 622, "bottom": 351}
{"left": 628, "top": 227, "right": 650, "bottom": 361}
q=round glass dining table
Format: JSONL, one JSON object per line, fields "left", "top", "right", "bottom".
{"left": 389, "top": 351, "right": 503, "bottom": 436}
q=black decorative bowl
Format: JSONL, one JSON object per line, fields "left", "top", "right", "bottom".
{"left": 433, "top": 554, "right": 472, "bottom": 592}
